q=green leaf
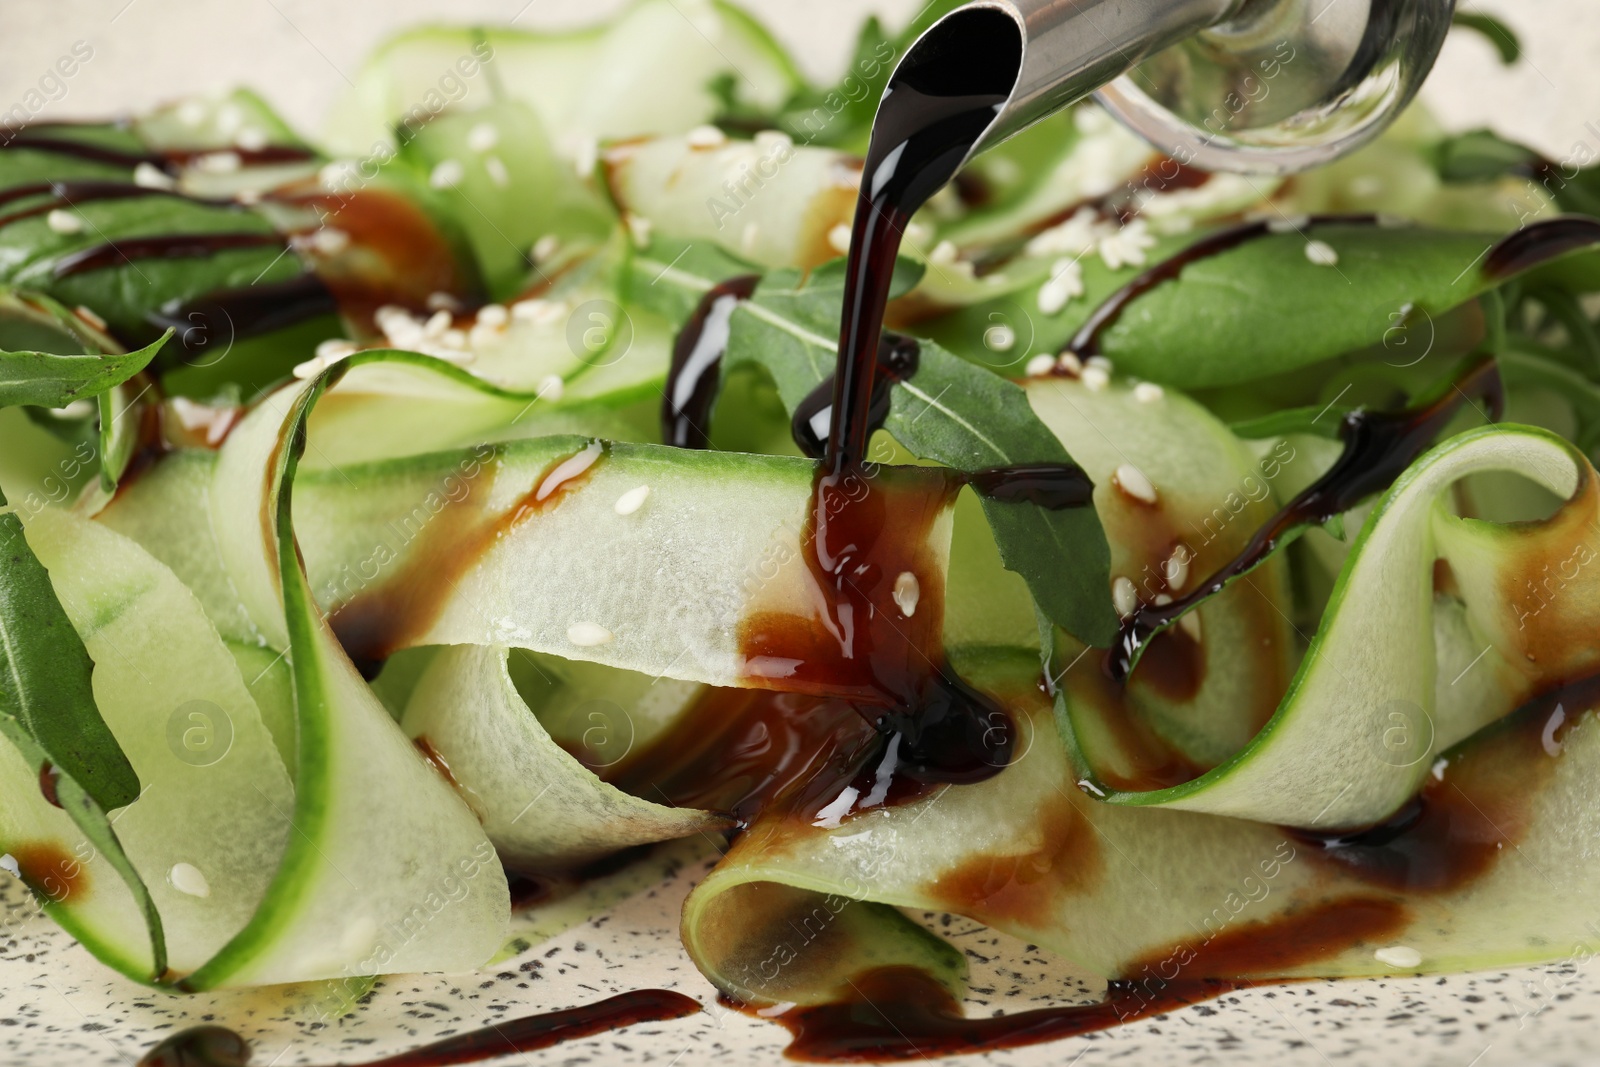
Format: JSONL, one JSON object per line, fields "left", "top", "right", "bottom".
{"left": 0, "top": 493, "right": 166, "bottom": 977}
{"left": 1076, "top": 220, "right": 1600, "bottom": 389}
{"left": 0, "top": 331, "right": 167, "bottom": 409}
{"left": 1432, "top": 128, "right": 1600, "bottom": 217}
{"left": 1452, "top": 12, "right": 1521, "bottom": 64}
{"left": 630, "top": 240, "right": 1119, "bottom": 646}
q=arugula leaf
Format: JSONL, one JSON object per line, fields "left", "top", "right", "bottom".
{"left": 1048, "top": 221, "right": 1600, "bottom": 389}
{"left": 0, "top": 491, "right": 166, "bottom": 977}
{"left": 1451, "top": 12, "right": 1521, "bottom": 65}
{"left": 1432, "top": 128, "right": 1600, "bottom": 217}
{"left": 0, "top": 330, "right": 167, "bottom": 409}
{"left": 630, "top": 239, "right": 1118, "bottom": 646}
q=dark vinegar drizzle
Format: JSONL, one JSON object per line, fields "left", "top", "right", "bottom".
{"left": 0, "top": 179, "right": 228, "bottom": 226}
{"left": 1481, "top": 214, "right": 1600, "bottom": 281}
{"left": 146, "top": 274, "right": 340, "bottom": 360}
{"left": 38, "top": 761, "right": 62, "bottom": 808}
{"left": 1106, "top": 356, "right": 1505, "bottom": 681}
{"left": 1062, "top": 214, "right": 1378, "bottom": 360}
{"left": 662, "top": 274, "right": 761, "bottom": 448}
{"left": 738, "top": 8, "right": 1029, "bottom": 792}
{"left": 52, "top": 231, "right": 286, "bottom": 279}
{"left": 792, "top": 332, "right": 920, "bottom": 460}
{"left": 136, "top": 991, "right": 701, "bottom": 1067}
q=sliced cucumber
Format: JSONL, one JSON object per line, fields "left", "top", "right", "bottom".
{"left": 19, "top": 507, "right": 294, "bottom": 980}
{"left": 401, "top": 645, "right": 729, "bottom": 869}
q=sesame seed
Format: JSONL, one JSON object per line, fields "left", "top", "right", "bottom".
{"left": 196, "top": 151, "right": 241, "bottom": 174}
{"left": 235, "top": 126, "right": 268, "bottom": 152}
{"left": 1057, "top": 352, "right": 1083, "bottom": 376}
{"left": 1112, "top": 577, "right": 1139, "bottom": 618}
{"left": 1085, "top": 355, "right": 1113, "bottom": 374}
{"left": 1025, "top": 353, "right": 1056, "bottom": 377}
{"left": 1305, "top": 240, "right": 1339, "bottom": 266}
{"left": 984, "top": 324, "right": 1016, "bottom": 353}
{"left": 477, "top": 304, "right": 509, "bottom": 328}
{"left": 467, "top": 122, "right": 499, "bottom": 153}
{"left": 1164, "top": 548, "right": 1190, "bottom": 592}
{"left": 46, "top": 209, "right": 83, "bottom": 235}
{"left": 133, "top": 162, "right": 176, "bottom": 190}
{"left": 423, "top": 310, "right": 452, "bottom": 340}
{"left": 1133, "top": 381, "right": 1165, "bottom": 404}
{"left": 430, "top": 159, "right": 465, "bottom": 189}
{"left": 626, "top": 213, "right": 654, "bottom": 248}
{"left": 484, "top": 156, "right": 510, "bottom": 188}
{"left": 1113, "top": 464, "right": 1158, "bottom": 505}
{"left": 1179, "top": 611, "right": 1203, "bottom": 641}
{"left": 1038, "top": 258, "right": 1085, "bottom": 315}
{"left": 292, "top": 357, "right": 325, "bottom": 379}
{"left": 533, "top": 234, "right": 562, "bottom": 262}
{"left": 828, "top": 223, "right": 853, "bottom": 255}
{"left": 513, "top": 299, "right": 566, "bottom": 326}
{"left": 469, "top": 322, "right": 502, "bottom": 350}
{"left": 426, "top": 292, "right": 461, "bottom": 313}
{"left": 441, "top": 328, "right": 468, "bottom": 350}
{"left": 929, "top": 240, "right": 959, "bottom": 266}
{"left": 1154, "top": 594, "right": 1174, "bottom": 607}
{"left": 1081, "top": 365, "right": 1110, "bottom": 391}
{"left": 168, "top": 862, "right": 211, "bottom": 898}
{"left": 1374, "top": 945, "right": 1421, "bottom": 969}
{"left": 568, "top": 622, "right": 614, "bottom": 647}
{"left": 614, "top": 485, "right": 651, "bottom": 516}
{"left": 49, "top": 400, "right": 94, "bottom": 420}
{"left": 686, "top": 124, "right": 728, "bottom": 149}
{"left": 893, "top": 572, "right": 921, "bottom": 617}
{"left": 236, "top": 189, "right": 262, "bottom": 205}
{"left": 311, "top": 228, "right": 350, "bottom": 255}
{"left": 538, "top": 374, "right": 565, "bottom": 401}
{"left": 315, "top": 339, "right": 357, "bottom": 361}
{"left": 1267, "top": 214, "right": 1310, "bottom": 234}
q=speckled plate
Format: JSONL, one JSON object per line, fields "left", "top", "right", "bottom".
{"left": 3, "top": 838, "right": 1599, "bottom": 1067}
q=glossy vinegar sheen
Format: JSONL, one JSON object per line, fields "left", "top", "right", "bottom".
{"left": 137, "top": 991, "right": 701, "bottom": 1066}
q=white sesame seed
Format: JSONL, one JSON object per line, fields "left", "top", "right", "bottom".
{"left": 467, "top": 122, "right": 499, "bottom": 153}
{"left": 828, "top": 223, "right": 853, "bottom": 255}
{"left": 46, "top": 209, "right": 83, "bottom": 235}
{"left": 315, "top": 339, "right": 357, "bottom": 361}
{"left": 1038, "top": 258, "right": 1085, "bottom": 315}
{"left": 513, "top": 298, "right": 566, "bottom": 325}
{"left": 196, "top": 151, "right": 241, "bottom": 174}
{"left": 1179, "top": 611, "right": 1203, "bottom": 642}
{"left": 1085, "top": 355, "right": 1113, "bottom": 374}
{"left": 538, "top": 374, "right": 565, "bottom": 401}
{"left": 426, "top": 292, "right": 460, "bottom": 313}
{"left": 929, "top": 240, "right": 959, "bottom": 266}
{"left": 430, "top": 159, "right": 464, "bottom": 189}
{"left": 686, "top": 124, "right": 728, "bottom": 149}
{"left": 1133, "top": 381, "right": 1165, "bottom": 404}
{"left": 423, "top": 309, "right": 452, "bottom": 340}
{"left": 533, "top": 234, "right": 562, "bottom": 262}
{"left": 236, "top": 188, "right": 262, "bottom": 205}
{"left": 477, "top": 304, "right": 508, "bottom": 328}
{"left": 1081, "top": 365, "right": 1110, "bottom": 391}
{"left": 568, "top": 622, "right": 614, "bottom": 647}
{"left": 1025, "top": 353, "right": 1056, "bottom": 377}
{"left": 1056, "top": 352, "right": 1083, "bottom": 376}
{"left": 1374, "top": 945, "right": 1421, "bottom": 969}
{"left": 235, "top": 126, "right": 268, "bottom": 152}
{"left": 441, "top": 328, "right": 468, "bottom": 350}
{"left": 311, "top": 228, "right": 350, "bottom": 255}
{"left": 573, "top": 136, "right": 599, "bottom": 178}
{"left": 626, "top": 213, "right": 654, "bottom": 248}
{"left": 906, "top": 222, "right": 933, "bottom": 247}
{"left": 133, "top": 162, "right": 176, "bottom": 190}
{"left": 893, "top": 572, "right": 921, "bottom": 617}
{"left": 1267, "top": 214, "right": 1310, "bottom": 234}
{"left": 1164, "top": 547, "right": 1190, "bottom": 592}
{"left": 1154, "top": 593, "right": 1174, "bottom": 607}
{"left": 292, "top": 357, "right": 325, "bottom": 379}
{"left": 168, "top": 862, "right": 211, "bottom": 898}
{"left": 468, "top": 322, "right": 501, "bottom": 350}
{"left": 1113, "top": 463, "right": 1159, "bottom": 505}
{"left": 74, "top": 305, "right": 107, "bottom": 331}
{"left": 49, "top": 400, "right": 94, "bottom": 420}
{"left": 984, "top": 324, "right": 1016, "bottom": 353}
{"left": 318, "top": 160, "right": 357, "bottom": 191}
{"left": 1305, "top": 240, "right": 1339, "bottom": 267}
{"left": 1112, "top": 577, "right": 1139, "bottom": 618}
{"left": 614, "top": 485, "right": 651, "bottom": 516}
{"left": 484, "top": 155, "right": 510, "bottom": 188}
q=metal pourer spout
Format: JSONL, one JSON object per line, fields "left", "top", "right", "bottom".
{"left": 897, "top": 0, "right": 1456, "bottom": 175}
